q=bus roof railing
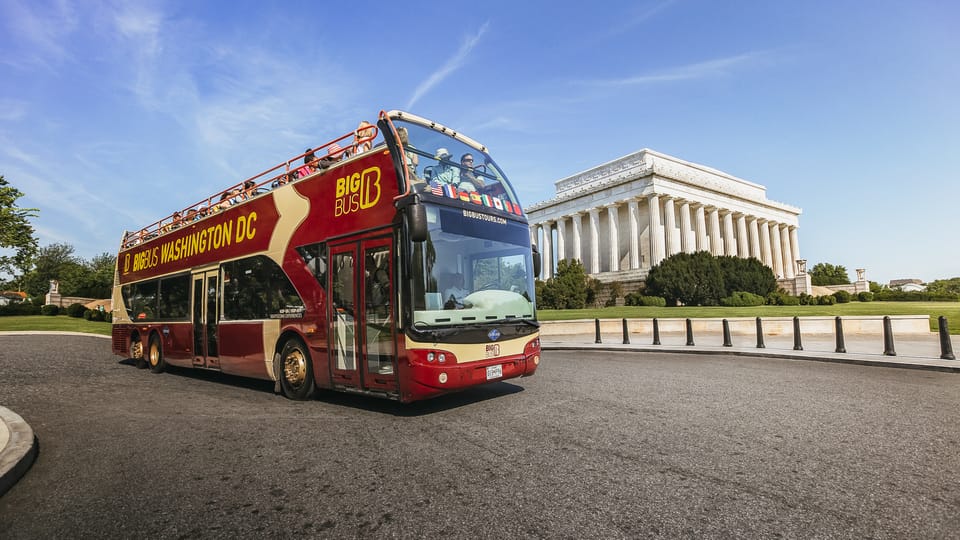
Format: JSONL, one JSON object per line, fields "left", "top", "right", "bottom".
{"left": 121, "top": 123, "right": 379, "bottom": 250}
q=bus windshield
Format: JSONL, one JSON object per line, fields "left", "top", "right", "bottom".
{"left": 393, "top": 120, "right": 523, "bottom": 210}
{"left": 411, "top": 204, "right": 536, "bottom": 327}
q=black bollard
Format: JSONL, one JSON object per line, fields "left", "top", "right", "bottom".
{"left": 755, "top": 317, "right": 765, "bottom": 348}
{"left": 685, "top": 318, "right": 695, "bottom": 346}
{"left": 834, "top": 316, "right": 846, "bottom": 353}
{"left": 939, "top": 316, "right": 955, "bottom": 360}
{"left": 622, "top": 318, "right": 630, "bottom": 345}
{"left": 793, "top": 316, "right": 803, "bottom": 351}
{"left": 595, "top": 318, "right": 602, "bottom": 344}
{"left": 882, "top": 315, "right": 896, "bottom": 356}
{"left": 652, "top": 318, "right": 661, "bottom": 345}
{"left": 722, "top": 319, "right": 732, "bottom": 347}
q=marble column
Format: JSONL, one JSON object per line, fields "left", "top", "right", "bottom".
{"left": 780, "top": 224, "right": 795, "bottom": 279}
{"left": 736, "top": 214, "right": 748, "bottom": 259}
{"left": 606, "top": 204, "right": 620, "bottom": 272}
{"left": 708, "top": 207, "right": 723, "bottom": 256}
{"left": 722, "top": 211, "right": 736, "bottom": 257}
{"left": 572, "top": 213, "right": 583, "bottom": 263}
{"left": 627, "top": 200, "right": 640, "bottom": 270}
{"left": 540, "top": 221, "right": 553, "bottom": 279}
{"left": 588, "top": 208, "right": 600, "bottom": 274}
{"left": 748, "top": 217, "right": 761, "bottom": 260}
{"left": 663, "top": 197, "right": 677, "bottom": 256}
{"left": 759, "top": 220, "right": 772, "bottom": 268}
{"left": 555, "top": 217, "right": 566, "bottom": 265}
{"left": 648, "top": 194, "right": 664, "bottom": 267}
{"left": 769, "top": 221, "right": 784, "bottom": 278}
{"left": 789, "top": 226, "right": 801, "bottom": 271}
{"left": 694, "top": 205, "right": 708, "bottom": 252}
{"left": 679, "top": 201, "right": 694, "bottom": 254}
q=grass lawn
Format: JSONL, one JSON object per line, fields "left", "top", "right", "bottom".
{"left": 537, "top": 302, "right": 960, "bottom": 334}
{"left": 0, "top": 315, "right": 112, "bottom": 336}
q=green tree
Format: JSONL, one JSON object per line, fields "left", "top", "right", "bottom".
{"left": 18, "top": 243, "right": 114, "bottom": 298}
{"left": 809, "top": 262, "right": 850, "bottom": 286}
{"left": 645, "top": 251, "right": 725, "bottom": 306}
{"left": 716, "top": 255, "right": 778, "bottom": 297}
{"left": 925, "top": 277, "right": 960, "bottom": 296}
{"left": 0, "top": 175, "right": 39, "bottom": 282}
{"left": 540, "top": 259, "right": 590, "bottom": 309}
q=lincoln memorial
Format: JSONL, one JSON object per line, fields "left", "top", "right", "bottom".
{"left": 526, "top": 149, "right": 811, "bottom": 295}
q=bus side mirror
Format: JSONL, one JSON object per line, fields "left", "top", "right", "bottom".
{"left": 532, "top": 244, "right": 541, "bottom": 278}
{"left": 408, "top": 204, "right": 428, "bottom": 242}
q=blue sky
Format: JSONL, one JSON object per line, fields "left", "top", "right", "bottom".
{"left": 1, "top": 0, "right": 957, "bottom": 285}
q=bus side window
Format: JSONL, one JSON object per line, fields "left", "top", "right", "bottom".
{"left": 296, "top": 243, "right": 327, "bottom": 290}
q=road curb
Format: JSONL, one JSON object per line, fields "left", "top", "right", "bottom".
{"left": 0, "top": 406, "right": 38, "bottom": 497}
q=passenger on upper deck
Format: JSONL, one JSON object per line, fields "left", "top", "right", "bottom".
{"left": 432, "top": 148, "right": 460, "bottom": 185}
{"left": 458, "top": 153, "right": 484, "bottom": 192}
{"left": 354, "top": 121, "right": 375, "bottom": 155}
{"left": 296, "top": 149, "right": 319, "bottom": 179}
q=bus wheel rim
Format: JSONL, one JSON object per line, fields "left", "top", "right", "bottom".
{"left": 283, "top": 349, "right": 306, "bottom": 388}
{"left": 149, "top": 343, "right": 160, "bottom": 366}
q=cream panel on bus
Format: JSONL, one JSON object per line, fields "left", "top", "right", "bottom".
{"left": 262, "top": 319, "right": 281, "bottom": 381}
{"left": 265, "top": 183, "right": 311, "bottom": 264}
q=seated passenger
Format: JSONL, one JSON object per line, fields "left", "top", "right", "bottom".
{"left": 296, "top": 149, "right": 319, "bottom": 179}
{"left": 443, "top": 273, "right": 470, "bottom": 309}
{"left": 432, "top": 148, "right": 459, "bottom": 185}
{"left": 397, "top": 127, "right": 419, "bottom": 180}
{"left": 354, "top": 121, "right": 375, "bottom": 155}
{"left": 458, "top": 153, "right": 484, "bottom": 191}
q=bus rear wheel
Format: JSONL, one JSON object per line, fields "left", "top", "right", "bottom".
{"left": 130, "top": 337, "right": 147, "bottom": 369}
{"left": 147, "top": 334, "right": 166, "bottom": 374}
{"left": 279, "top": 338, "right": 315, "bottom": 401}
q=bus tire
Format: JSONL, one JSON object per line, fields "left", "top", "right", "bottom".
{"left": 279, "top": 337, "right": 315, "bottom": 401}
{"left": 130, "top": 335, "right": 147, "bottom": 369}
{"left": 147, "top": 334, "right": 166, "bottom": 374}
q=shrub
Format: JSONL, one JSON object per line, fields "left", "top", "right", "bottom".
{"left": 798, "top": 293, "right": 812, "bottom": 305}
{"left": 104, "top": 311, "right": 112, "bottom": 323}
{"left": 857, "top": 291, "right": 874, "bottom": 302}
{"left": 41, "top": 304, "right": 60, "bottom": 316}
{"left": 765, "top": 291, "right": 799, "bottom": 305}
{"left": 624, "top": 294, "right": 667, "bottom": 307}
{"left": 0, "top": 302, "right": 41, "bottom": 316}
{"left": 716, "top": 255, "right": 778, "bottom": 297}
{"left": 720, "top": 291, "right": 766, "bottom": 307}
{"left": 832, "top": 290, "right": 852, "bottom": 304}
{"left": 646, "top": 251, "right": 725, "bottom": 306}
{"left": 817, "top": 295, "right": 836, "bottom": 305}
{"left": 66, "top": 302, "right": 88, "bottom": 318}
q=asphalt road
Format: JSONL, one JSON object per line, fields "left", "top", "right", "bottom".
{"left": 1, "top": 335, "right": 958, "bottom": 539}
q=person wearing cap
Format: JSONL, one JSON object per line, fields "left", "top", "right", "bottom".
{"left": 432, "top": 147, "right": 460, "bottom": 185}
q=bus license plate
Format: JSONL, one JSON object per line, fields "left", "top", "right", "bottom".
{"left": 486, "top": 364, "right": 502, "bottom": 380}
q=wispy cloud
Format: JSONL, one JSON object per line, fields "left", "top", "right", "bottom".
{"left": 406, "top": 21, "right": 490, "bottom": 110}
{"left": 0, "top": 0, "right": 78, "bottom": 70}
{"left": 578, "top": 51, "right": 770, "bottom": 88}
{"left": 607, "top": 0, "right": 678, "bottom": 36}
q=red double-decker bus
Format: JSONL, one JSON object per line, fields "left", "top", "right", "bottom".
{"left": 111, "top": 110, "right": 542, "bottom": 402}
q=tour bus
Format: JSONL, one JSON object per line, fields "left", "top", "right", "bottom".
{"left": 111, "top": 110, "right": 542, "bottom": 403}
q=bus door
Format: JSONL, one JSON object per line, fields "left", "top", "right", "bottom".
{"left": 192, "top": 268, "right": 220, "bottom": 369}
{"left": 329, "top": 238, "right": 397, "bottom": 393}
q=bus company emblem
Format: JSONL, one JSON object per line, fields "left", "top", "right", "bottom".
{"left": 487, "top": 328, "right": 501, "bottom": 341}
{"left": 334, "top": 166, "right": 382, "bottom": 217}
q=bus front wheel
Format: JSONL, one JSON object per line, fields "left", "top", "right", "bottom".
{"left": 147, "top": 334, "right": 166, "bottom": 374}
{"left": 279, "top": 338, "right": 315, "bottom": 401}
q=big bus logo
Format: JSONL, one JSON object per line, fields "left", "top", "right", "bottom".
{"left": 334, "top": 166, "right": 381, "bottom": 217}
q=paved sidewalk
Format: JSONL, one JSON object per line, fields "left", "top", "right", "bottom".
{"left": 543, "top": 331, "right": 960, "bottom": 372}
